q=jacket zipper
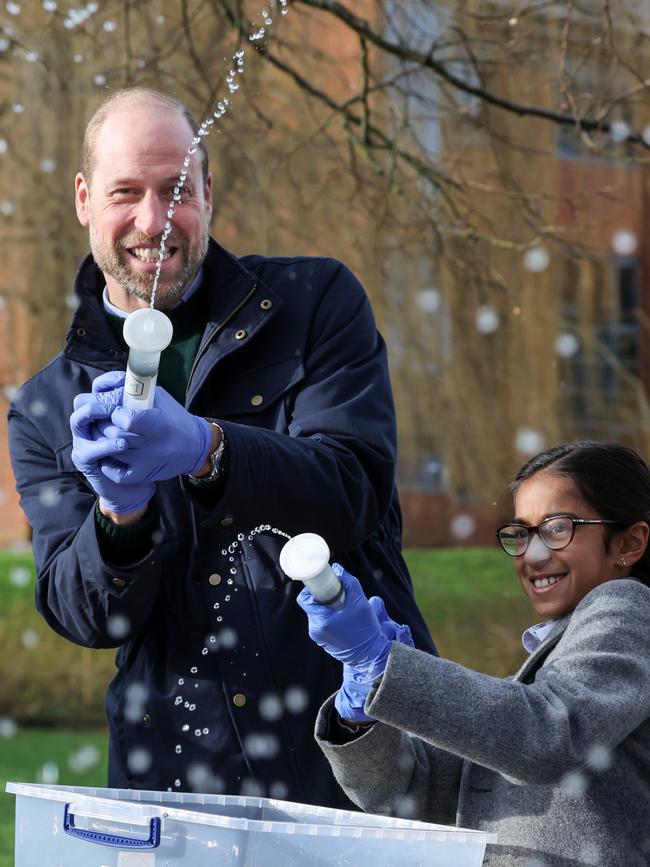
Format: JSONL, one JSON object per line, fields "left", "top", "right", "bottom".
{"left": 185, "top": 280, "right": 258, "bottom": 403}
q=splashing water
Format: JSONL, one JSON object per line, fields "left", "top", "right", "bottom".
{"left": 149, "top": 1, "right": 290, "bottom": 309}
{"left": 170, "top": 523, "right": 293, "bottom": 789}
{"left": 248, "top": 523, "right": 291, "bottom": 542}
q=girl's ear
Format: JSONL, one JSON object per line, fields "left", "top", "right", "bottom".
{"left": 619, "top": 521, "right": 650, "bottom": 568}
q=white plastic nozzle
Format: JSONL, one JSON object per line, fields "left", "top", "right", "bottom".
{"left": 279, "top": 533, "right": 345, "bottom": 608}
{"left": 122, "top": 308, "right": 173, "bottom": 410}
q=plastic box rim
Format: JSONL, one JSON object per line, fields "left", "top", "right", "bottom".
{"left": 6, "top": 782, "right": 497, "bottom": 844}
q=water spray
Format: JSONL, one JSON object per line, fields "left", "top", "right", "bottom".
{"left": 279, "top": 533, "right": 345, "bottom": 608}
{"left": 122, "top": 308, "right": 173, "bottom": 410}
{"left": 149, "top": 0, "right": 290, "bottom": 311}
{"left": 119, "top": 2, "right": 291, "bottom": 409}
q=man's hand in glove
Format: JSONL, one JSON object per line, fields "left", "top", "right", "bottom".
{"left": 88, "top": 370, "right": 215, "bottom": 484}
{"left": 70, "top": 388, "right": 154, "bottom": 515}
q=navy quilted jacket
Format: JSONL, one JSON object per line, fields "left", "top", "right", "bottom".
{"left": 8, "top": 239, "right": 436, "bottom": 806}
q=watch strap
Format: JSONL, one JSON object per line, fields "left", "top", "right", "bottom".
{"left": 188, "top": 421, "right": 226, "bottom": 484}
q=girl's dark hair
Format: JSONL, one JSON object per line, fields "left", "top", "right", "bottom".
{"left": 512, "top": 441, "right": 650, "bottom": 583}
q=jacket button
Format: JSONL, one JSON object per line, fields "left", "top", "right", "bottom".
{"left": 143, "top": 714, "right": 152, "bottom": 727}
{"left": 76, "top": 328, "right": 86, "bottom": 337}
{"left": 250, "top": 394, "right": 263, "bottom": 407}
{"left": 209, "top": 573, "right": 222, "bottom": 586}
{"left": 260, "top": 299, "right": 272, "bottom": 310}
{"left": 233, "top": 693, "right": 247, "bottom": 707}
{"left": 220, "top": 516, "right": 234, "bottom": 526}
{"left": 111, "top": 577, "right": 127, "bottom": 587}
{"left": 235, "top": 329, "right": 247, "bottom": 340}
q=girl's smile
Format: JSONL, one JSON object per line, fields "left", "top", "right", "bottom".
{"left": 513, "top": 472, "right": 625, "bottom": 619}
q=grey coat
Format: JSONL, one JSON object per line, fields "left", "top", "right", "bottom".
{"left": 316, "top": 579, "right": 650, "bottom": 866}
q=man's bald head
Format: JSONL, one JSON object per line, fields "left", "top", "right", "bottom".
{"left": 80, "top": 88, "right": 209, "bottom": 188}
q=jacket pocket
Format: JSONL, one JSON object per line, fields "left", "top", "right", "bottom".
{"left": 213, "top": 354, "right": 305, "bottom": 420}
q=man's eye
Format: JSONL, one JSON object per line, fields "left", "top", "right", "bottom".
{"left": 113, "top": 188, "right": 138, "bottom": 197}
{"left": 166, "top": 188, "right": 192, "bottom": 201}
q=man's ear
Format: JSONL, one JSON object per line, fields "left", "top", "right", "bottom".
{"left": 75, "top": 173, "right": 90, "bottom": 227}
{"left": 620, "top": 521, "right": 650, "bottom": 569}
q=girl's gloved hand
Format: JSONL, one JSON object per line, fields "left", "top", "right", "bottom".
{"left": 297, "top": 566, "right": 391, "bottom": 680}
{"left": 335, "top": 596, "right": 415, "bottom": 723}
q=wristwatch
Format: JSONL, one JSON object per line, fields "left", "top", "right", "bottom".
{"left": 189, "top": 421, "right": 226, "bottom": 484}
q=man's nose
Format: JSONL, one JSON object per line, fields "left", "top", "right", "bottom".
{"left": 133, "top": 192, "right": 167, "bottom": 238}
{"left": 523, "top": 532, "right": 552, "bottom": 566}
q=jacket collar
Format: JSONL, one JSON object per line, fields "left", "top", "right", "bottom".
{"left": 64, "top": 237, "right": 269, "bottom": 368}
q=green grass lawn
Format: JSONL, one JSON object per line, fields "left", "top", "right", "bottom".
{"left": 0, "top": 544, "right": 534, "bottom": 864}
{"left": 0, "top": 550, "right": 35, "bottom": 608}
{"left": 406, "top": 546, "right": 532, "bottom": 674}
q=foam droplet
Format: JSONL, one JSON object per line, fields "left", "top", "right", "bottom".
{"left": 475, "top": 305, "right": 499, "bottom": 334}
{"left": 611, "top": 229, "right": 637, "bottom": 256}
{"left": 515, "top": 427, "right": 546, "bottom": 456}
{"left": 609, "top": 120, "right": 631, "bottom": 143}
{"left": 416, "top": 288, "right": 441, "bottom": 313}
{"left": 554, "top": 333, "right": 579, "bottom": 358}
{"left": 127, "top": 748, "right": 152, "bottom": 774}
{"left": 523, "top": 246, "right": 550, "bottom": 273}
{"left": 450, "top": 514, "right": 476, "bottom": 541}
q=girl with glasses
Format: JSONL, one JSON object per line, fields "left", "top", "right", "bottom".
{"left": 297, "top": 441, "right": 650, "bottom": 866}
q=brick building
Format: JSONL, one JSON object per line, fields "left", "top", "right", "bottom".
{"left": 1, "top": 1, "right": 649, "bottom": 548}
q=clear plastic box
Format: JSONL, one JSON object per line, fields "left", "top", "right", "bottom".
{"left": 6, "top": 782, "right": 495, "bottom": 866}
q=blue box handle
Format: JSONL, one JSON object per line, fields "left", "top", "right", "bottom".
{"left": 63, "top": 802, "right": 161, "bottom": 849}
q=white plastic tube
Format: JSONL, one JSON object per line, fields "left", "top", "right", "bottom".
{"left": 279, "top": 533, "right": 345, "bottom": 608}
{"left": 122, "top": 309, "right": 173, "bottom": 410}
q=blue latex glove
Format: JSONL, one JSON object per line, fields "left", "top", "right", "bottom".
{"left": 70, "top": 391, "right": 155, "bottom": 514}
{"left": 296, "top": 566, "right": 391, "bottom": 679}
{"left": 336, "top": 596, "right": 415, "bottom": 723}
{"left": 88, "top": 371, "right": 213, "bottom": 484}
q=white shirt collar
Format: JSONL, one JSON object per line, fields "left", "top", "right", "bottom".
{"left": 521, "top": 620, "right": 558, "bottom": 654}
{"left": 102, "top": 267, "right": 204, "bottom": 318}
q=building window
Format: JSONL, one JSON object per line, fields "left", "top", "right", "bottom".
{"left": 601, "top": 254, "right": 640, "bottom": 382}
{"left": 559, "top": 254, "right": 641, "bottom": 434}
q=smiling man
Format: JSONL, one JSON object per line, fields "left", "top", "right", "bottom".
{"left": 8, "top": 88, "right": 435, "bottom": 805}
{"left": 75, "top": 94, "right": 212, "bottom": 311}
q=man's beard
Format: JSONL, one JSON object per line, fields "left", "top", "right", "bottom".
{"left": 89, "top": 217, "right": 210, "bottom": 308}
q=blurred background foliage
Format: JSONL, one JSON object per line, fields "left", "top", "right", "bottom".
{"left": 0, "top": 0, "right": 649, "bottom": 545}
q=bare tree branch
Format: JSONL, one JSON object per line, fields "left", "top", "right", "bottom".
{"left": 293, "top": 0, "right": 650, "bottom": 148}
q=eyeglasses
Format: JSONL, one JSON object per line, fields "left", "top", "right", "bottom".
{"left": 496, "top": 515, "right": 624, "bottom": 557}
